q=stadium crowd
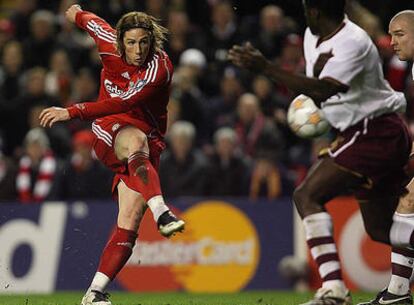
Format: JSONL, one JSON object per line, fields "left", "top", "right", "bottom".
{"left": 0, "top": 0, "right": 412, "bottom": 203}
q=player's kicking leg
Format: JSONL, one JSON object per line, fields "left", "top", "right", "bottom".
{"left": 116, "top": 126, "right": 185, "bottom": 238}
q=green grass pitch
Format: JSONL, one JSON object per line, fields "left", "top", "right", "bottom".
{"left": 0, "top": 291, "right": 374, "bottom": 305}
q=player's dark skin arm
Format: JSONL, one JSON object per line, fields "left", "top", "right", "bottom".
{"left": 228, "top": 43, "right": 348, "bottom": 106}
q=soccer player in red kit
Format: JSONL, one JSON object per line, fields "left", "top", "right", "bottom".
{"left": 40, "top": 5, "right": 184, "bottom": 305}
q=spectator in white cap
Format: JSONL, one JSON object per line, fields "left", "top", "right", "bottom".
{"left": 179, "top": 48, "right": 207, "bottom": 82}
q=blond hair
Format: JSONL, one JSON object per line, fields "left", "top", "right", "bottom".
{"left": 116, "top": 11, "right": 168, "bottom": 57}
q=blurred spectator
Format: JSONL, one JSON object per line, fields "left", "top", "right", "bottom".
{"left": 184, "top": 0, "right": 211, "bottom": 31}
{"left": 232, "top": 93, "right": 266, "bottom": 158}
{"left": 274, "top": 34, "right": 305, "bottom": 101}
{"left": 179, "top": 47, "right": 216, "bottom": 97}
{"left": 206, "top": 1, "right": 242, "bottom": 64}
{"left": 207, "top": 68, "right": 245, "bottom": 132}
{"left": 28, "top": 105, "right": 72, "bottom": 158}
{"left": 172, "top": 50, "right": 208, "bottom": 142}
{"left": 205, "top": 127, "right": 251, "bottom": 196}
{"left": 166, "top": 97, "right": 181, "bottom": 130}
{"left": 65, "top": 68, "right": 99, "bottom": 132}
{"left": 9, "top": 0, "right": 37, "bottom": 41}
{"left": 165, "top": 11, "right": 206, "bottom": 65}
{"left": 56, "top": 1, "right": 92, "bottom": 70}
{"left": 159, "top": 121, "right": 208, "bottom": 198}
{"left": 45, "top": 49, "right": 73, "bottom": 103}
{"left": 59, "top": 130, "right": 113, "bottom": 200}
{"left": 2, "top": 67, "right": 56, "bottom": 155}
{"left": 277, "top": 34, "right": 305, "bottom": 75}
{"left": 346, "top": 0, "right": 384, "bottom": 41}
{"left": 70, "top": 68, "right": 98, "bottom": 102}
{"left": 23, "top": 10, "right": 58, "bottom": 68}
{"left": 252, "top": 75, "right": 287, "bottom": 118}
{"left": 0, "top": 135, "right": 17, "bottom": 201}
{"left": 0, "top": 40, "right": 24, "bottom": 101}
{"left": 16, "top": 128, "right": 60, "bottom": 203}
{"left": 0, "top": 19, "right": 15, "bottom": 52}
{"left": 179, "top": 48, "right": 207, "bottom": 79}
{"left": 145, "top": 0, "right": 168, "bottom": 24}
{"left": 249, "top": 158, "right": 282, "bottom": 200}
{"left": 1, "top": 0, "right": 408, "bottom": 203}
{"left": 252, "top": 5, "right": 289, "bottom": 60}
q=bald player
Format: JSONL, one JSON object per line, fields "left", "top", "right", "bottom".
{"left": 389, "top": 10, "right": 414, "bottom": 76}
{"left": 359, "top": 10, "right": 414, "bottom": 305}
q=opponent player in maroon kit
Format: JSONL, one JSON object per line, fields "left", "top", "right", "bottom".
{"left": 40, "top": 5, "right": 183, "bottom": 305}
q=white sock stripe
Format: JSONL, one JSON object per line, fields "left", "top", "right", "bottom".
{"left": 147, "top": 195, "right": 169, "bottom": 222}
{"left": 310, "top": 244, "right": 337, "bottom": 258}
{"left": 305, "top": 230, "right": 333, "bottom": 240}
{"left": 388, "top": 274, "right": 411, "bottom": 295}
{"left": 303, "top": 212, "right": 333, "bottom": 239}
{"left": 392, "top": 252, "right": 414, "bottom": 267}
{"left": 390, "top": 213, "right": 414, "bottom": 248}
{"left": 303, "top": 212, "right": 332, "bottom": 222}
{"left": 89, "top": 20, "right": 116, "bottom": 39}
{"left": 319, "top": 261, "right": 341, "bottom": 278}
{"left": 90, "top": 272, "right": 111, "bottom": 293}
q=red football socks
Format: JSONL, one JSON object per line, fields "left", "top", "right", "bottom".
{"left": 127, "top": 151, "right": 162, "bottom": 201}
{"left": 97, "top": 226, "right": 137, "bottom": 280}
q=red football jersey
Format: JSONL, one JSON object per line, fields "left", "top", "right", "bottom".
{"left": 69, "top": 11, "right": 173, "bottom": 137}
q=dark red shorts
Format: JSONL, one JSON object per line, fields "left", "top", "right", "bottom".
{"left": 324, "top": 113, "right": 412, "bottom": 199}
{"left": 91, "top": 117, "right": 165, "bottom": 197}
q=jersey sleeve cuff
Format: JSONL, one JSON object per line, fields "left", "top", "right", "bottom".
{"left": 75, "top": 11, "right": 88, "bottom": 28}
{"left": 67, "top": 105, "right": 84, "bottom": 119}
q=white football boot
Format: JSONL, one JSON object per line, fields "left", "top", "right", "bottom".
{"left": 300, "top": 286, "right": 352, "bottom": 305}
{"left": 81, "top": 289, "right": 112, "bottom": 305}
{"left": 157, "top": 210, "right": 185, "bottom": 237}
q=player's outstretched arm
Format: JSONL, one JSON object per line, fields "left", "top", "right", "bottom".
{"left": 39, "top": 107, "right": 71, "bottom": 128}
{"left": 67, "top": 4, "right": 116, "bottom": 53}
{"left": 65, "top": 4, "right": 82, "bottom": 24}
{"left": 228, "top": 42, "right": 347, "bottom": 105}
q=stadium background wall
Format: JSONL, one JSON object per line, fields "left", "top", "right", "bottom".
{"left": 0, "top": 197, "right": 393, "bottom": 293}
